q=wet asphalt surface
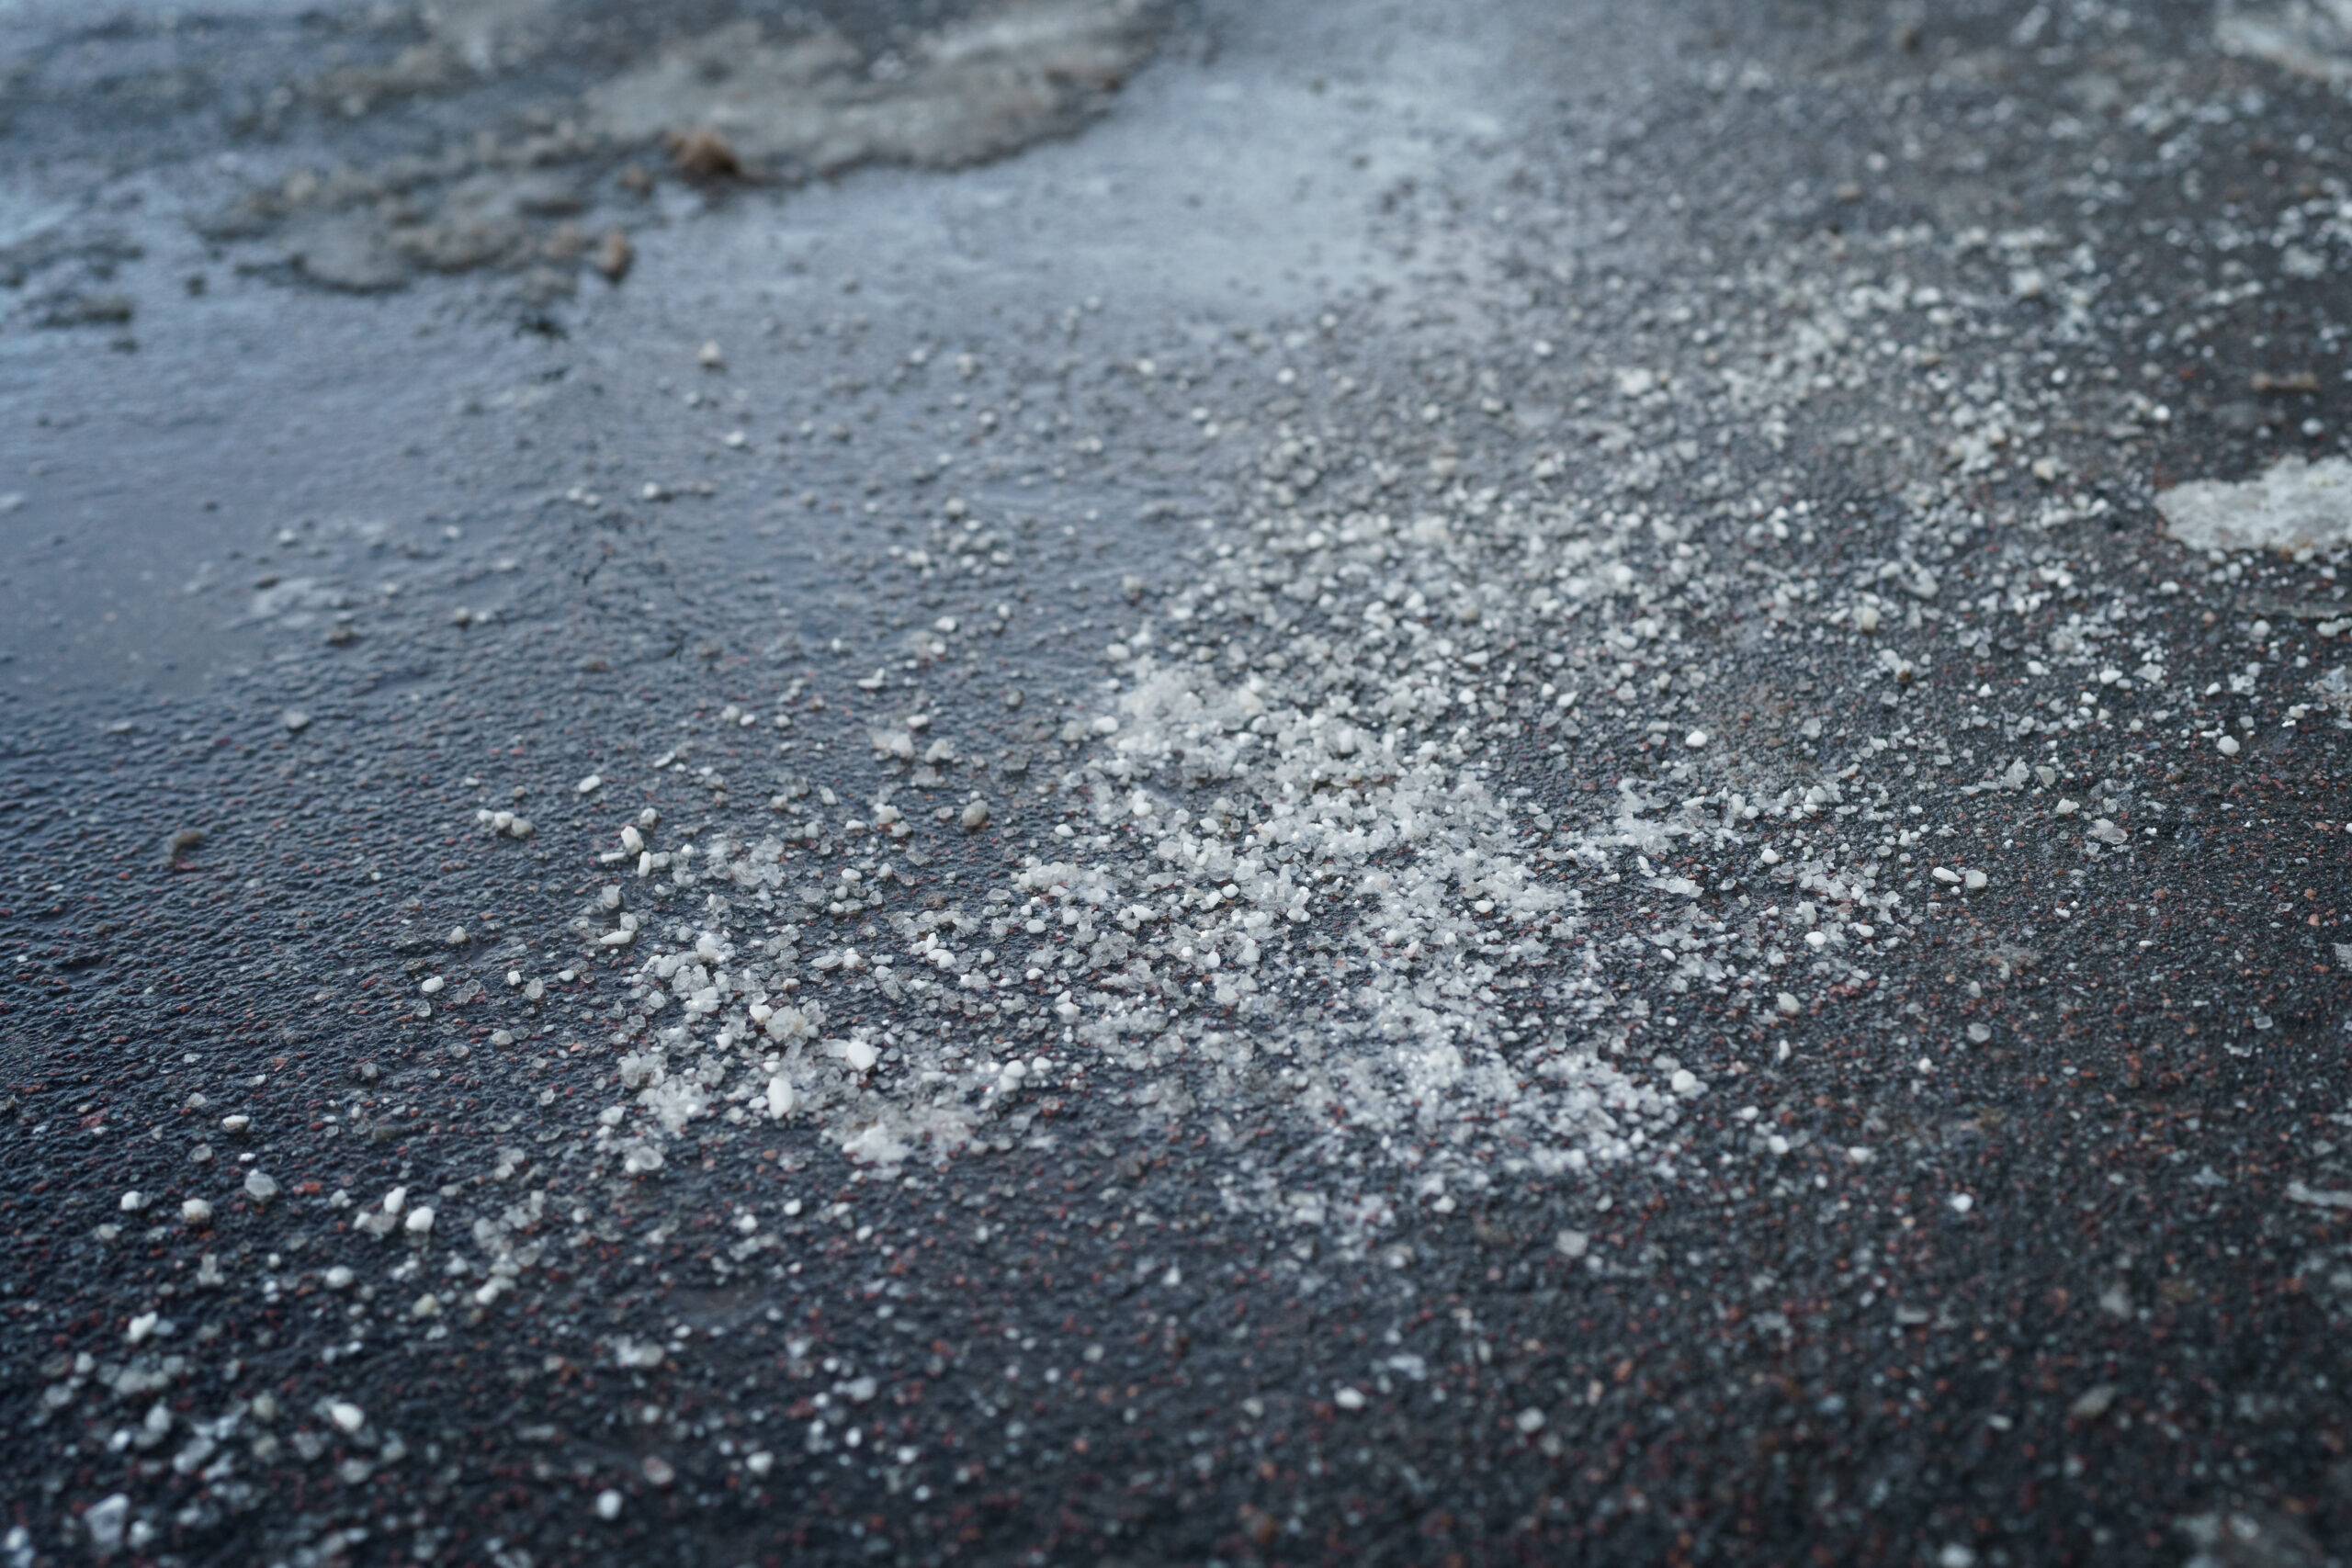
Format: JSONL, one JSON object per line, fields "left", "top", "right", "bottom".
{"left": 6, "top": 1, "right": 2352, "bottom": 1564}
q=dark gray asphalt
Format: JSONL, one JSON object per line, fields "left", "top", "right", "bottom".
{"left": 6, "top": 3, "right": 2352, "bottom": 1565}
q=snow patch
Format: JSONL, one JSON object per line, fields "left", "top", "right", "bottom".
{"left": 2217, "top": 0, "right": 2352, "bottom": 83}
{"left": 2158, "top": 457, "right": 2352, "bottom": 554}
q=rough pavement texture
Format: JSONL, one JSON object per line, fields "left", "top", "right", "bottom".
{"left": 5, "top": 1, "right": 2352, "bottom": 1564}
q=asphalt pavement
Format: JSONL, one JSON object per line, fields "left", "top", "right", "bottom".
{"left": 5, "top": 2, "right": 2352, "bottom": 1563}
